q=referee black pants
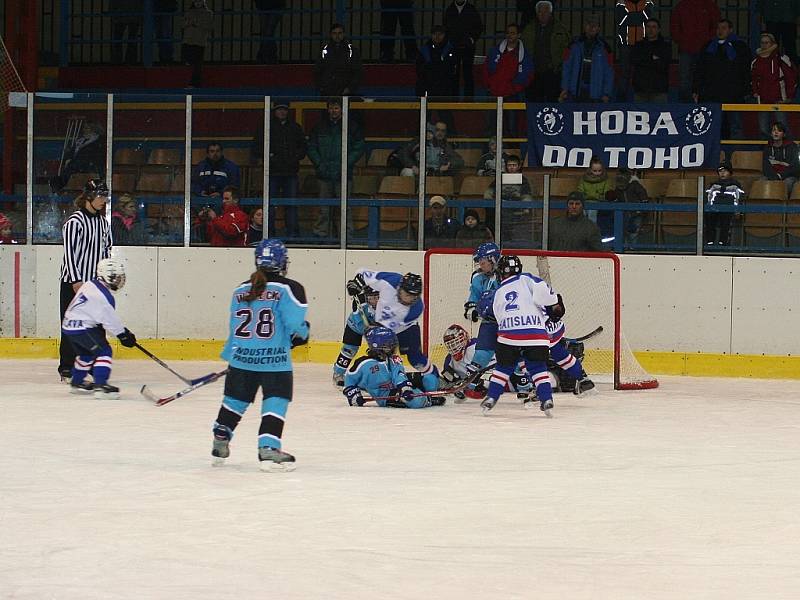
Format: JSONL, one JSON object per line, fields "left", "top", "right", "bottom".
{"left": 59, "top": 282, "right": 77, "bottom": 375}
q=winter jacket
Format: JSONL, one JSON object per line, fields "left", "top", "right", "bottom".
{"left": 694, "top": 35, "right": 752, "bottom": 102}
{"left": 416, "top": 38, "right": 458, "bottom": 97}
{"left": 486, "top": 40, "right": 534, "bottom": 98}
{"left": 577, "top": 172, "right": 613, "bottom": 202}
{"left": 705, "top": 177, "right": 745, "bottom": 206}
{"left": 262, "top": 117, "right": 308, "bottom": 176}
{"left": 561, "top": 36, "right": 615, "bottom": 101}
{"left": 605, "top": 177, "right": 648, "bottom": 203}
{"left": 424, "top": 216, "right": 460, "bottom": 248}
{"left": 455, "top": 224, "right": 493, "bottom": 247}
{"left": 757, "top": 0, "right": 800, "bottom": 24}
{"left": 670, "top": 0, "right": 721, "bottom": 55}
{"left": 191, "top": 156, "right": 241, "bottom": 195}
{"left": 182, "top": 4, "right": 213, "bottom": 48}
{"left": 443, "top": 2, "right": 483, "bottom": 49}
{"left": 111, "top": 212, "right": 147, "bottom": 245}
{"left": 752, "top": 48, "right": 798, "bottom": 104}
{"left": 247, "top": 223, "right": 263, "bottom": 246}
{"left": 307, "top": 117, "right": 365, "bottom": 182}
{"left": 615, "top": 0, "right": 654, "bottom": 48}
{"left": 630, "top": 36, "right": 672, "bottom": 94}
{"left": 520, "top": 17, "right": 571, "bottom": 74}
{"left": 314, "top": 40, "right": 363, "bottom": 96}
{"left": 763, "top": 140, "right": 800, "bottom": 180}
{"left": 206, "top": 203, "right": 249, "bottom": 246}
{"left": 476, "top": 151, "right": 512, "bottom": 176}
{"left": 549, "top": 213, "right": 603, "bottom": 251}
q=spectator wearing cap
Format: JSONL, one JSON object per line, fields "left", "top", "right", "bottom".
{"left": 549, "top": 191, "right": 603, "bottom": 251}
{"left": 560, "top": 13, "right": 614, "bottom": 103}
{"left": 763, "top": 122, "right": 800, "bottom": 196}
{"left": 704, "top": 160, "right": 745, "bottom": 246}
{"left": 253, "top": 101, "right": 307, "bottom": 237}
{"left": 455, "top": 208, "right": 493, "bottom": 247}
{"left": 630, "top": 18, "right": 671, "bottom": 103}
{"left": 58, "top": 179, "right": 113, "bottom": 380}
{"left": 484, "top": 154, "right": 534, "bottom": 246}
{"left": 191, "top": 141, "right": 241, "bottom": 197}
{"left": 751, "top": 32, "right": 797, "bottom": 138}
{"left": 520, "top": 1, "right": 571, "bottom": 102}
{"left": 670, "top": 0, "right": 720, "bottom": 102}
{"left": 314, "top": 23, "right": 363, "bottom": 97}
{"left": 0, "top": 213, "right": 17, "bottom": 244}
{"left": 424, "top": 195, "right": 460, "bottom": 248}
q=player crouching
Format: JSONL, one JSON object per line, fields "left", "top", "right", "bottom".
{"left": 61, "top": 258, "right": 137, "bottom": 399}
{"left": 332, "top": 285, "right": 380, "bottom": 386}
{"left": 343, "top": 327, "right": 444, "bottom": 409}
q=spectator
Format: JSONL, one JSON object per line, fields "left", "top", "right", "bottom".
{"left": 192, "top": 142, "right": 241, "bottom": 197}
{"left": 253, "top": 101, "right": 307, "bottom": 237}
{"left": 693, "top": 19, "right": 751, "bottom": 142}
{"left": 0, "top": 213, "right": 16, "bottom": 244}
{"left": 604, "top": 167, "right": 649, "bottom": 245}
{"left": 763, "top": 122, "right": 800, "bottom": 196}
{"left": 248, "top": 207, "right": 264, "bottom": 245}
{"left": 520, "top": 1, "right": 571, "bottom": 102}
{"left": 109, "top": 0, "right": 141, "bottom": 64}
{"left": 455, "top": 209, "right": 493, "bottom": 247}
{"left": 198, "top": 186, "right": 249, "bottom": 247}
{"left": 705, "top": 160, "right": 745, "bottom": 246}
{"left": 484, "top": 155, "right": 534, "bottom": 245}
{"left": 314, "top": 24, "right": 363, "bottom": 97}
{"left": 182, "top": 0, "right": 213, "bottom": 88}
{"left": 670, "top": 0, "right": 720, "bottom": 103}
{"left": 154, "top": 0, "right": 178, "bottom": 64}
{"left": 400, "top": 121, "right": 464, "bottom": 177}
{"left": 307, "top": 97, "right": 366, "bottom": 237}
{"left": 443, "top": 0, "right": 483, "bottom": 99}
{"left": 577, "top": 155, "right": 612, "bottom": 225}
{"left": 516, "top": 0, "right": 537, "bottom": 31}
{"left": 398, "top": 123, "right": 435, "bottom": 177}
{"left": 560, "top": 14, "right": 614, "bottom": 103}
{"left": 380, "top": 0, "right": 417, "bottom": 64}
{"left": 50, "top": 121, "right": 106, "bottom": 194}
{"left": 630, "top": 17, "right": 671, "bottom": 103}
{"left": 476, "top": 136, "right": 512, "bottom": 176}
{"left": 416, "top": 25, "right": 458, "bottom": 99}
{"left": 424, "top": 195, "right": 460, "bottom": 248}
{"left": 548, "top": 191, "right": 603, "bottom": 251}
{"left": 111, "top": 193, "right": 147, "bottom": 245}
{"left": 254, "top": 0, "right": 285, "bottom": 64}
{"left": 486, "top": 23, "right": 534, "bottom": 101}
{"left": 614, "top": 0, "right": 655, "bottom": 101}
{"left": 752, "top": 32, "right": 797, "bottom": 138}
{"left": 757, "top": 0, "right": 800, "bottom": 64}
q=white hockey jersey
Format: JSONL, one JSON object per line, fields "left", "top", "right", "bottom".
{"left": 493, "top": 273, "right": 557, "bottom": 347}
{"left": 357, "top": 269, "right": 424, "bottom": 334}
{"left": 62, "top": 280, "right": 126, "bottom": 336}
{"left": 444, "top": 339, "right": 496, "bottom": 378}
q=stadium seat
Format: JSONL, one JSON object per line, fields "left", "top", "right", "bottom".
{"left": 364, "top": 148, "right": 396, "bottom": 175}
{"left": 660, "top": 179, "right": 699, "bottom": 244}
{"left": 111, "top": 173, "right": 137, "bottom": 194}
{"left": 744, "top": 180, "right": 787, "bottom": 246}
{"left": 457, "top": 149, "right": 483, "bottom": 169}
{"left": 458, "top": 176, "right": 494, "bottom": 198}
{"left": 425, "top": 176, "right": 454, "bottom": 198}
{"left": 377, "top": 176, "right": 416, "bottom": 239}
{"left": 548, "top": 177, "right": 579, "bottom": 200}
{"left": 114, "top": 148, "right": 147, "bottom": 166}
{"left": 148, "top": 148, "right": 182, "bottom": 165}
{"left": 136, "top": 172, "right": 172, "bottom": 194}
{"left": 732, "top": 151, "right": 763, "bottom": 175}
{"left": 378, "top": 176, "right": 416, "bottom": 197}
{"left": 352, "top": 175, "right": 380, "bottom": 197}
{"left": 223, "top": 148, "right": 252, "bottom": 166}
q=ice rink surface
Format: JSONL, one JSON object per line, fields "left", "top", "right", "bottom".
{"left": 2, "top": 359, "right": 800, "bottom": 600}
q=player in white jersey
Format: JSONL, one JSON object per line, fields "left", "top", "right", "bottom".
{"left": 480, "top": 254, "right": 564, "bottom": 416}
{"left": 61, "top": 258, "right": 137, "bottom": 399}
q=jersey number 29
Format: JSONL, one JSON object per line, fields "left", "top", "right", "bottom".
{"left": 234, "top": 308, "right": 275, "bottom": 339}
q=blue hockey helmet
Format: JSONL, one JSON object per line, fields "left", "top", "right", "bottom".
{"left": 255, "top": 238, "right": 288, "bottom": 274}
{"left": 477, "top": 289, "right": 497, "bottom": 322}
{"left": 364, "top": 326, "right": 398, "bottom": 359}
{"left": 473, "top": 242, "right": 500, "bottom": 265}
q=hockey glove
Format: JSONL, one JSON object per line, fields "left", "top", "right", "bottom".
{"left": 439, "top": 368, "right": 458, "bottom": 386}
{"left": 463, "top": 302, "right": 479, "bottom": 322}
{"left": 465, "top": 362, "right": 481, "bottom": 379}
{"left": 399, "top": 383, "right": 416, "bottom": 404}
{"left": 343, "top": 385, "right": 365, "bottom": 407}
{"left": 545, "top": 294, "right": 566, "bottom": 323}
{"left": 290, "top": 321, "right": 310, "bottom": 348}
{"left": 117, "top": 328, "right": 137, "bottom": 348}
{"left": 346, "top": 274, "right": 367, "bottom": 298}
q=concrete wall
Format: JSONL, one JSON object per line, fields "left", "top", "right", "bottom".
{"left": 1, "top": 245, "right": 798, "bottom": 356}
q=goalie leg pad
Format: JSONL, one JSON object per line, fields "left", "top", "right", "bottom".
{"left": 550, "top": 341, "right": 583, "bottom": 379}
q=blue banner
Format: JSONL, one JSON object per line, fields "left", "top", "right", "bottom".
{"left": 526, "top": 103, "right": 722, "bottom": 169}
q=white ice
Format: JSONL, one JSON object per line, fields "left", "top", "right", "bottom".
{"left": 2, "top": 360, "right": 800, "bottom": 600}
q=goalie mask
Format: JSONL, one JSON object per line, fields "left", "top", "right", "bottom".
{"left": 443, "top": 324, "right": 469, "bottom": 361}
{"left": 96, "top": 258, "right": 126, "bottom": 291}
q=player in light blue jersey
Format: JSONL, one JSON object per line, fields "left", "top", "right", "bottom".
{"left": 212, "top": 239, "right": 309, "bottom": 472}
{"left": 343, "top": 327, "right": 444, "bottom": 409}
{"left": 463, "top": 242, "right": 501, "bottom": 371}
{"left": 346, "top": 269, "right": 439, "bottom": 393}
{"left": 332, "top": 285, "right": 380, "bottom": 386}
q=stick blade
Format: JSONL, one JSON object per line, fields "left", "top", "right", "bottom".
{"left": 140, "top": 384, "right": 160, "bottom": 403}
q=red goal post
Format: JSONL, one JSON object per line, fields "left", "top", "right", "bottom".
{"left": 423, "top": 248, "right": 658, "bottom": 390}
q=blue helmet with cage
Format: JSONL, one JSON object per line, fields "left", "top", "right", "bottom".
{"left": 473, "top": 242, "right": 500, "bottom": 265}
{"left": 364, "top": 326, "right": 398, "bottom": 359}
{"left": 255, "top": 238, "right": 288, "bottom": 274}
{"left": 477, "top": 289, "right": 496, "bottom": 322}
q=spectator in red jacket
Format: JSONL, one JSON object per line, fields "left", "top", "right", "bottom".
{"left": 752, "top": 32, "right": 798, "bottom": 138}
{"left": 198, "top": 185, "right": 249, "bottom": 246}
{"left": 486, "top": 23, "right": 534, "bottom": 100}
{"left": 670, "top": 0, "right": 720, "bottom": 102}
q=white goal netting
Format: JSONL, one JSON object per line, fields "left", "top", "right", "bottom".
{"left": 0, "top": 36, "right": 26, "bottom": 112}
{"left": 423, "top": 249, "right": 658, "bottom": 390}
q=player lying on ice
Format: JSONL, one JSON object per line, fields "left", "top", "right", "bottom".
{"left": 343, "top": 327, "right": 445, "bottom": 408}
{"left": 61, "top": 258, "right": 137, "bottom": 399}
{"left": 345, "top": 268, "right": 439, "bottom": 392}
{"left": 332, "top": 285, "right": 380, "bottom": 386}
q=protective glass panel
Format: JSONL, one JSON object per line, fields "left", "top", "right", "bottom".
{"left": 0, "top": 98, "right": 27, "bottom": 244}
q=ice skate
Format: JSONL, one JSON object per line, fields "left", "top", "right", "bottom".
{"left": 93, "top": 384, "right": 120, "bottom": 400}
{"left": 332, "top": 372, "right": 344, "bottom": 387}
{"left": 69, "top": 381, "right": 94, "bottom": 395}
{"left": 453, "top": 390, "right": 467, "bottom": 403}
{"left": 60, "top": 370, "right": 73, "bottom": 384}
{"left": 540, "top": 398, "right": 554, "bottom": 418}
{"left": 211, "top": 427, "right": 231, "bottom": 466}
{"left": 430, "top": 395, "right": 446, "bottom": 406}
{"left": 480, "top": 396, "right": 497, "bottom": 415}
{"left": 259, "top": 447, "right": 296, "bottom": 472}
{"left": 522, "top": 394, "right": 538, "bottom": 410}
{"left": 574, "top": 377, "right": 595, "bottom": 395}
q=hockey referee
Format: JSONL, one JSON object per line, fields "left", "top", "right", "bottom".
{"left": 58, "top": 179, "right": 112, "bottom": 380}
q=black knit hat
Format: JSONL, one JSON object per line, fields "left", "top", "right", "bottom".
{"left": 718, "top": 160, "right": 733, "bottom": 174}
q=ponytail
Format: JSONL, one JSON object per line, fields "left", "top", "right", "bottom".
{"left": 243, "top": 269, "right": 268, "bottom": 302}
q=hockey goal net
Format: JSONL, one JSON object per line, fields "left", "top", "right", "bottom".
{"left": 0, "top": 36, "right": 26, "bottom": 112}
{"left": 423, "top": 249, "right": 658, "bottom": 390}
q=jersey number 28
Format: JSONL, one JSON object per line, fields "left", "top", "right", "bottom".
{"left": 234, "top": 308, "right": 275, "bottom": 339}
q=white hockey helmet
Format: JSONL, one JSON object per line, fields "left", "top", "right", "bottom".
{"left": 96, "top": 258, "right": 126, "bottom": 291}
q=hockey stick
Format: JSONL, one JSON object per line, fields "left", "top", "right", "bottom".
{"left": 141, "top": 369, "right": 229, "bottom": 406}
{"left": 134, "top": 343, "right": 217, "bottom": 386}
{"left": 364, "top": 363, "right": 495, "bottom": 403}
{"left": 564, "top": 325, "right": 604, "bottom": 344}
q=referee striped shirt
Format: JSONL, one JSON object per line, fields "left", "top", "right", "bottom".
{"left": 60, "top": 209, "right": 112, "bottom": 283}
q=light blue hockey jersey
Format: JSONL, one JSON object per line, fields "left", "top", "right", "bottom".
{"left": 344, "top": 354, "right": 408, "bottom": 398}
{"left": 467, "top": 270, "right": 499, "bottom": 304}
{"left": 346, "top": 302, "right": 376, "bottom": 336}
{"left": 221, "top": 275, "right": 308, "bottom": 372}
